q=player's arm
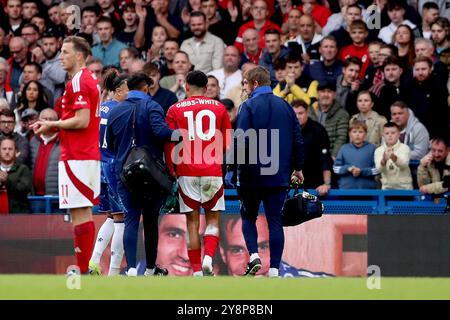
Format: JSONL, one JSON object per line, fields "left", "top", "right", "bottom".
{"left": 32, "top": 108, "right": 91, "bottom": 134}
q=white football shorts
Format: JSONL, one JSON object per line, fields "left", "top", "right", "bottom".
{"left": 177, "top": 176, "right": 225, "bottom": 213}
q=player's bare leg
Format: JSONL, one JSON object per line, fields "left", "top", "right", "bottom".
{"left": 186, "top": 209, "right": 202, "bottom": 276}
{"left": 202, "top": 210, "right": 220, "bottom": 276}
{"left": 70, "top": 207, "right": 95, "bottom": 274}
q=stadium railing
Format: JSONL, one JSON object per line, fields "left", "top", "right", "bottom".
{"left": 27, "top": 189, "right": 449, "bottom": 215}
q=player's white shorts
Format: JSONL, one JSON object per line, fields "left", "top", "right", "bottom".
{"left": 178, "top": 176, "right": 225, "bottom": 213}
{"left": 58, "top": 160, "right": 100, "bottom": 209}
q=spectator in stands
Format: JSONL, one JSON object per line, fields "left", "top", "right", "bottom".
{"left": 143, "top": 61, "right": 178, "bottom": 115}
{"left": 4, "top": 0, "right": 25, "bottom": 36}
{"left": 160, "top": 51, "right": 192, "bottom": 101}
{"left": 29, "top": 108, "right": 60, "bottom": 196}
{"left": 336, "top": 56, "right": 362, "bottom": 116}
{"left": 273, "top": 55, "right": 317, "bottom": 105}
{"left": 17, "top": 108, "right": 38, "bottom": 141}
{"left": 431, "top": 18, "right": 450, "bottom": 73}
{"left": 116, "top": 3, "right": 138, "bottom": 48}
{"left": 21, "top": 0, "right": 38, "bottom": 21}
{"left": 20, "top": 23, "right": 39, "bottom": 52}
{"left": 362, "top": 41, "right": 383, "bottom": 89}
{"left": 208, "top": 46, "right": 242, "bottom": 99}
{"left": 8, "top": 37, "right": 31, "bottom": 91}
{"left": 375, "top": 122, "right": 413, "bottom": 190}
{"left": 322, "top": 0, "right": 359, "bottom": 36}
{"left": 0, "top": 99, "right": 9, "bottom": 112}
{"left": 47, "top": 3, "right": 65, "bottom": 38}
{"left": 292, "top": 99, "right": 332, "bottom": 195}
{"left": 180, "top": 11, "right": 224, "bottom": 74}
{"left": 0, "top": 137, "right": 32, "bottom": 213}
{"left": 372, "top": 56, "right": 407, "bottom": 119}
{"left": 350, "top": 91, "right": 387, "bottom": 147}
{"left": 92, "top": 17, "right": 128, "bottom": 68}
{"left": 0, "top": 25, "right": 11, "bottom": 59}
{"left": 308, "top": 81, "right": 349, "bottom": 160}
{"left": 234, "top": 0, "right": 281, "bottom": 53}
{"left": 298, "top": 0, "right": 331, "bottom": 28}
{"left": 339, "top": 20, "right": 370, "bottom": 80}
{"left": 119, "top": 47, "right": 139, "bottom": 74}
{"left": 37, "top": 30, "right": 67, "bottom": 101}
{"left": 414, "top": 38, "right": 449, "bottom": 86}
{"left": 390, "top": 100, "right": 430, "bottom": 161}
{"left": 0, "top": 58, "right": 14, "bottom": 105}
{"left": 158, "top": 39, "right": 179, "bottom": 77}
{"left": 79, "top": 6, "right": 100, "bottom": 46}
{"left": 134, "top": 0, "right": 183, "bottom": 50}
{"left": 146, "top": 26, "right": 169, "bottom": 65}
{"left": 333, "top": 120, "right": 378, "bottom": 189}
{"left": 201, "top": 0, "right": 239, "bottom": 45}
{"left": 404, "top": 56, "right": 449, "bottom": 139}
{"left": 378, "top": 0, "right": 420, "bottom": 45}
{"left": 281, "top": 7, "right": 302, "bottom": 44}
{"left": 205, "top": 75, "right": 221, "bottom": 100}
{"left": 363, "top": 43, "right": 397, "bottom": 91}
{"left": 240, "top": 28, "right": 263, "bottom": 68}
{"left": 225, "top": 62, "right": 257, "bottom": 109}
{"left": 96, "top": 0, "right": 122, "bottom": 28}
{"left": 273, "top": 58, "right": 287, "bottom": 84}
{"left": 394, "top": 24, "right": 416, "bottom": 68}
{"left": 87, "top": 59, "right": 104, "bottom": 86}
{"left": 16, "top": 80, "right": 49, "bottom": 118}
{"left": 420, "top": 2, "right": 440, "bottom": 40}
{"left": 259, "top": 29, "right": 291, "bottom": 87}
{"left": 417, "top": 137, "right": 450, "bottom": 195}
{"left": 285, "top": 14, "right": 323, "bottom": 64}
{"left": 329, "top": 4, "right": 363, "bottom": 48}
{"left": 221, "top": 98, "right": 237, "bottom": 126}
{"left": 128, "top": 59, "right": 145, "bottom": 74}
{"left": 0, "top": 109, "right": 29, "bottom": 165}
{"left": 305, "top": 36, "right": 343, "bottom": 85}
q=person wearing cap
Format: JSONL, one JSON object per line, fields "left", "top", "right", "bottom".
{"left": 308, "top": 80, "right": 349, "bottom": 160}
{"left": 18, "top": 108, "right": 38, "bottom": 141}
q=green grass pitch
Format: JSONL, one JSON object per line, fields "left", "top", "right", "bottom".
{"left": 1, "top": 276, "right": 450, "bottom": 300}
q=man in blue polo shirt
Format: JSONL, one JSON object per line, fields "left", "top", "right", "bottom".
{"left": 92, "top": 16, "right": 128, "bottom": 68}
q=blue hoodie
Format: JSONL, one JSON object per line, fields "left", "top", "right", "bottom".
{"left": 235, "top": 86, "right": 304, "bottom": 188}
{"left": 106, "top": 90, "right": 173, "bottom": 179}
{"left": 333, "top": 141, "right": 378, "bottom": 189}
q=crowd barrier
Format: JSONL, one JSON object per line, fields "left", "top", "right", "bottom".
{"left": 28, "top": 189, "right": 449, "bottom": 215}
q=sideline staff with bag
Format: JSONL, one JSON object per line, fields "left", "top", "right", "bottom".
{"left": 106, "top": 73, "right": 173, "bottom": 277}
{"left": 235, "top": 66, "right": 304, "bottom": 278}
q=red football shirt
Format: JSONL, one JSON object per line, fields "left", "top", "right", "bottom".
{"left": 59, "top": 68, "right": 101, "bottom": 161}
{"left": 339, "top": 44, "right": 370, "bottom": 80}
{"left": 165, "top": 96, "right": 232, "bottom": 177}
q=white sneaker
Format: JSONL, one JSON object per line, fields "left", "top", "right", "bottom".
{"left": 193, "top": 271, "right": 203, "bottom": 277}
{"left": 268, "top": 268, "right": 279, "bottom": 278}
{"left": 126, "top": 267, "right": 137, "bottom": 277}
{"left": 144, "top": 268, "right": 154, "bottom": 277}
{"left": 202, "top": 255, "right": 214, "bottom": 276}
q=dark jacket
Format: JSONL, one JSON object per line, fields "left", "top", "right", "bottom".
{"left": 304, "top": 59, "right": 343, "bottom": 84}
{"left": 336, "top": 74, "right": 359, "bottom": 116}
{"left": 29, "top": 135, "right": 60, "bottom": 195}
{"left": 301, "top": 118, "right": 332, "bottom": 189}
{"left": 106, "top": 90, "right": 173, "bottom": 179}
{"left": 404, "top": 75, "right": 449, "bottom": 139}
{"left": 376, "top": 81, "right": 408, "bottom": 119}
{"left": 235, "top": 86, "right": 304, "bottom": 188}
{"left": 3, "top": 163, "right": 32, "bottom": 213}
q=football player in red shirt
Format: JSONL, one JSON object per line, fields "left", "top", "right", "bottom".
{"left": 32, "top": 36, "right": 101, "bottom": 275}
{"left": 165, "top": 70, "right": 232, "bottom": 276}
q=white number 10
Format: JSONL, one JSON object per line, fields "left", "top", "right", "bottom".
{"left": 184, "top": 110, "right": 216, "bottom": 141}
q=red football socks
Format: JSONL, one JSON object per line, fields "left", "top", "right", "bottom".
{"left": 74, "top": 221, "right": 95, "bottom": 274}
{"left": 188, "top": 249, "right": 202, "bottom": 272}
{"left": 203, "top": 235, "right": 219, "bottom": 258}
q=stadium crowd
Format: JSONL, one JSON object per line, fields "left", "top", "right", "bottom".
{"left": 0, "top": 0, "right": 449, "bottom": 276}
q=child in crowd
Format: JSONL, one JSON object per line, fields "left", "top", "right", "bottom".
{"left": 333, "top": 120, "right": 378, "bottom": 189}
{"left": 374, "top": 122, "right": 413, "bottom": 190}
{"left": 339, "top": 20, "right": 370, "bottom": 79}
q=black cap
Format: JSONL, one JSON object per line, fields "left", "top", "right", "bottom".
{"left": 41, "top": 27, "right": 58, "bottom": 38}
{"left": 221, "top": 98, "right": 235, "bottom": 111}
{"left": 317, "top": 80, "right": 336, "bottom": 91}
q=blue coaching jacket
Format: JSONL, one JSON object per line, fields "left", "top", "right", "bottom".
{"left": 235, "top": 86, "right": 304, "bottom": 188}
{"left": 106, "top": 90, "right": 173, "bottom": 179}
